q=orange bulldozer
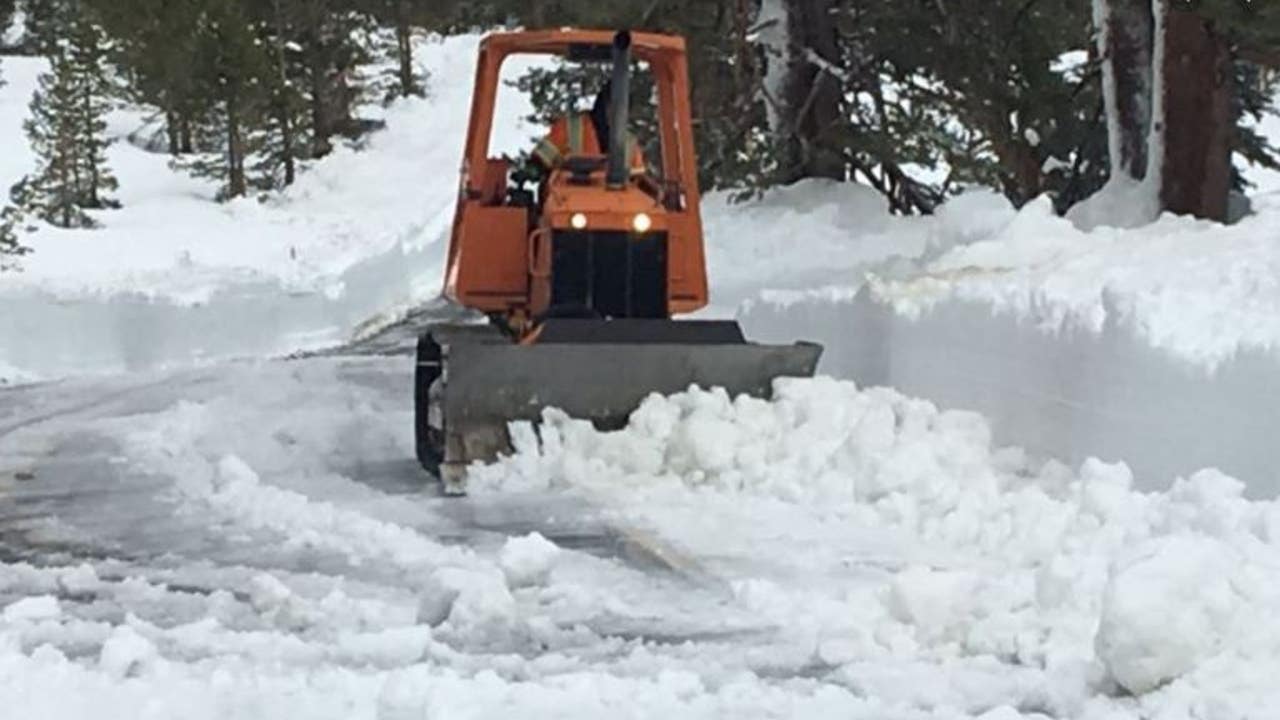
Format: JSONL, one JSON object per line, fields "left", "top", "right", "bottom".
{"left": 417, "top": 29, "right": 821, "bottom": 493}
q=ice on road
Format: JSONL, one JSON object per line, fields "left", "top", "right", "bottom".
{"left": 3, "top": 357, "right": 1279, "bottom": 718}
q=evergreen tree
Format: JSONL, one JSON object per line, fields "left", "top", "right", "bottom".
{"left": 250, "top": 0, "right": 309, "bottom": 189}
{"left": 23, "top": 0, "right": 65, "bottom": 54}
{"left": 0, "top": 204, "right": 32, "bottom": 271}
{"left": 281, "top": 0, "right": 373, "bottom": 158}
{"left": 0, "top": 0, "right": 16, "bottom": 51}
{"left": 1235, "top": 62, "right": 1280, "bottom": 192}
{"left": 87, "top": 0, "right": 207, "bottom": 155}
{"left": 360, "top": 0, "right": 428, "bottom": 100}
{"left": 67, "top": 11, "right": 117, "bottom": 209}
{"left": 19, "top": 54, "right": 92, "bottom": 227}
{"left": 14, "top": 3, "right": 118, "bottom": 226}
{"left": 175, "top": 0, "right": 273, "bottom": 200}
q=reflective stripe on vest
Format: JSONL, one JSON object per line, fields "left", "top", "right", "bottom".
{"left": 567, "top": 114, "right": 584, "bottom": 155}
{"left": 533, "top": 137, "right": 561, "bottom": 167}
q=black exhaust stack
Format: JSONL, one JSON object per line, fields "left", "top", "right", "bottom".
{"left": 606, "top": 31, "right": 632, "bottom": 190}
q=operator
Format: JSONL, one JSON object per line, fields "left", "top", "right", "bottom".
{"left": 530, "top": 80, "right": 646, "bottom": 175}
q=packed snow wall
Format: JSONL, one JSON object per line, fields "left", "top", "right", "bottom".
{"left": 0, "top": 240, "right": 441, "bottom": 380}
{"left": 742, "top": 290, "right": 1280, "bottom": 497}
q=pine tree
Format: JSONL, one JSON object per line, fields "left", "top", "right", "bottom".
{"left": 20, "top": 54, "right": 93, "bottom": 227}
{"left": 248, "top": 0, "right": 309, "bottom": 189}
{"left": 15, "top": 4, "right": 118, "bottom": 227}
{"left": 359, "top": 0, "right": 429, "bottom": 101}
{"left": 174, "top": 0, "right": 273, "bottom": 200}
{"left": 0, "top": 204, "right": 32, "bottom": 271}
{"left": 1, "top": 0, "right": 17, "bottom": 51}
{"left": 23, "top": 0, "right": 65, "bottom": 54}
{"left": 86, "top": 0, "right": 207, "bottom": 156}
{"left": 67, "top": 12, "right": 118, "bottom": 209}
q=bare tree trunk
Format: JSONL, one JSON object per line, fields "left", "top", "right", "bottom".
{"left": 273, "top": 92, "right": 297, "bottom": 187}
{"left": 779, "top": 0, "right": 844, "bottom": 182}
{"left": 226, "top": 89, "right": 247, "bottom": 199}
{"left": 395, "top": 0, "right": 416, "bottom": 98}
{"left": 1097, "top": 0, "right": 1154, "bottom": 181}
{"left": 178, "top": 113, "right": 193, "bottom": 154}
{"left": 1159, "top": 8, "right": 1232, "bottom": 221}
{"left": 165, "top": 110, "right": 181, "bottom": 156}
{"left": 308, "top": 48, "right": 332, "bottom": 158}
{"left": 82, "top": 87, "right": 100, "bottom": 208}
{"left": 272, "top": 0, "right": 297, "bottom": 186}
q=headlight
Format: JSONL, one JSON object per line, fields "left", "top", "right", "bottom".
{"left": 632, "top": 212, "right": 652, "bottom": 233}
{"left": 570, "top": 212, "right": 588, "bottom": 230}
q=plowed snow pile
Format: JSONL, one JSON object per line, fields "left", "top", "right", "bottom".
{"left": 475, "top": 377, "right": 1280, "bottom": 716}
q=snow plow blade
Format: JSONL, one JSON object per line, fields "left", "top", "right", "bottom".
{"left": 415, "top": 320, "right": 822, "bottom": 494}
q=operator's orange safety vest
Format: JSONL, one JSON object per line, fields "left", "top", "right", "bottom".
{"left": 533, "top": 113, "right": 646, "bottom": 174}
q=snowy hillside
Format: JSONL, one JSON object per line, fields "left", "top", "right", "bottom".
{"left": 0, "top": 38, "right": 532, "bottom": 302}
{"left": 0, "top": 36, "right": 548, "bottom": 381}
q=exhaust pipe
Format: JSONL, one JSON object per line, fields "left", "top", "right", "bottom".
{"left": 606, "top": 31, "right": 632, "bottom": 190}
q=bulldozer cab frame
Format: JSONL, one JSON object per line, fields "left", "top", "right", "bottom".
{"left": 443, "top": 29, "right": 710, "bottom": 325}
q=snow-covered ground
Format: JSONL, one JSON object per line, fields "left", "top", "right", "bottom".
{"left": 4, "top": 359, "right": 1280, "bottom": 718}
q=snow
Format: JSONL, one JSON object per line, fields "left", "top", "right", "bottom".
{"left": 469, "top": 377, "right": 1280, "bottom": 716}
{"left": 874, "top": 195, "right": 1280, "bottom": 369}
{"left": 3, "top": 595, "right": 62, "bottom": 622}
{"left": 0, "top": 9, "right": 21, "bottom": 48}
{"left": 713, "top": 184, "right": 1013, "bottom": 315}
{"left": 1095, "top": 534, "right": 1242, "bottom": 695}
{"left": 4, "top": 358, "right": 1280, "bottom": 718}
{"left": 499, "top": 533, "right": 561, "bottom": 588}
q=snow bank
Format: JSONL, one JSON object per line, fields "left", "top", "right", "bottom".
{"left": 872, "top": 196, "right": 1280, "bottom": 369}
{"left": 474, "top": 377, "right": 1280, "bottom": 715}
{"left": 744, "top": 281, "right": 1280, "bottom": 496}
{"left": 739, "top": 183, "right": 1280, "bottom": 495}
{"left": 709, "top": 184, "right": 1011, "bottom": 315}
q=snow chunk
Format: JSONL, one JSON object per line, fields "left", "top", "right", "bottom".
{"left": 418, "top": 566, "right": 516, "bottom": 642}
{"left": 56, "top": 564, "right": 100, "bottom": 595}
{"left": 3, "top": 595, "right": 62, "bottom": 622}
{"left": 887, "top": 566, "right": 976, "bottom": 641}
{"left": 98, "top": 625, "right": 158, "bottom": 679}
{"left": 499, "top": 533, "right": 561, "bottom": 588}
{"left": 1096, "top": 535, "right": 1241, "bottom": 694}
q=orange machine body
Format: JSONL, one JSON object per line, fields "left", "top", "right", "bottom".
{"left": 442, "top": 29, "right": 709, "bottom": 331}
